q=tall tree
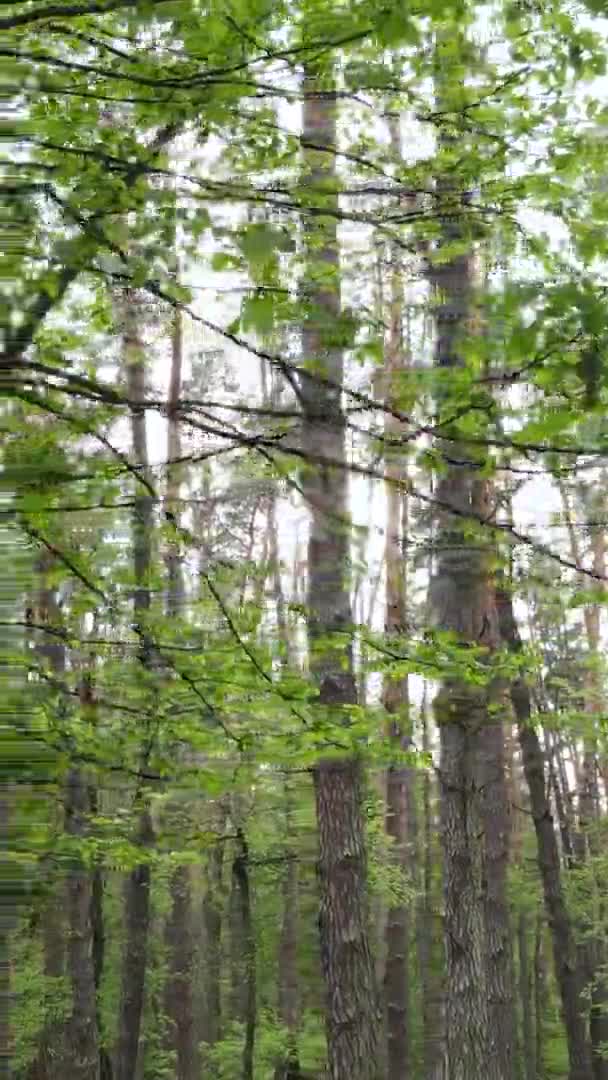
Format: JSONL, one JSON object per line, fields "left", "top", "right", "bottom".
{"left": 115, "top": 290, "right": 155, "bottom": 1080}
{"left": 298, "top": 64, "right": 379, "bottom": 1080}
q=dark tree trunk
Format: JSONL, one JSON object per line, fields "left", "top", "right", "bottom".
{"left": 202, "top": 834, "right": 225, "bottom": 1047}
{"left": 496, "top": 586, "right": 593, "bottom": 1080}
{"left": 164, "top": 865, "right": 197, "bottom": 1080}
{"left": 232, "top": 831, "right": 256, "bottom": 1080}
{"left": 115, "top": 810, "right": 153, "bottom": 1080}
{"left": 298, "top": 69, "right": 379, "bottom": 1080}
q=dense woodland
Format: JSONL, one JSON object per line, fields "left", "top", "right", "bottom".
{"left": 5, "top": 0, "right": 608, "bottom": 1077}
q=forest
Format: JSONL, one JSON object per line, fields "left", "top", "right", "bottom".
{"left": 4, "top": 0, "right": 608, "bottom": 1077}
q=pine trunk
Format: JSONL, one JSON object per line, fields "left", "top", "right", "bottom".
{"left": 300, "top": 69, "right": 379, "bottom": 1080}
{"left": 496, "top": 586, "right": 593, "bottom": 1080}
{"left": 115, "top": 290, "right": 155, "bottom": 1080}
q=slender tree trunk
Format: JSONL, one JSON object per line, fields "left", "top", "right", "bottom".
{"left": 299, "top": 69, "right": 378, "bottom": 1080}
{"left": 202, "top": 829, "right": 225, "bottom": 1047}
{"left": 161, "top": 294, "right": 198, "bottom": 1080}
{"left": 232, "top": 830, "right": 256, "bottom": 1080}
{"left": 115, "top": 290, "right": 155, "bottom": 1080}
{"left": 560, "top": 484, "right": 608, "bottom": 1079}
{"left": 417, "top": 700, "right": 445, "bottom": 1080}
{"left": 496, "top": 585, "right": 594, "bottom": 1080}
{"left": 380, "top": 113, "right": 414, "bottom": 1080}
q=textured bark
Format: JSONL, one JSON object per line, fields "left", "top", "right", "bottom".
{"left": 479, "top": 712, "right": 516, "bottom": 1079}
{"left": 428, "top": 158, "right": 510, "bottom": 1077}
{"left": 561, "top": 487, "right": 608, "bottom": 1079}
{"left": 496, "top": 586, "right": 593, "bottom": 1080}
{"left": 164, "top": 865, "right": 197, "bottom": 1080}
{"left": 115, "top": 292, "right": 154, "bottom": 1080}
{"left": 299, "top": 70, "right": 379, "bottom": 1080}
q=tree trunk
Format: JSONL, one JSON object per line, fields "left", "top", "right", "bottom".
{"left": 164, "top": 865, "right": 197, "bottom": 1080}
{"left": 202, "top": 832, "right": 225, "bottom": 1047}
{"left": 161, "top": 285, "right": 198, "bottom": 1080}
{"left": 479, "top": 707, "right": 515, "bottom": 1079}
{"left": 299, "top": 68, "right": 379, "bottom": 1080}
{"left": 417, "top": 700, "right": 446, "bottom": 1080}
{"left": 496, "top": 585, "right": 593, "bottom": 1080}
{"left": 380, "top": 113, "right": 413, "bottom": 1080}
{"left": 232, "top": 830, "right": 256, "bottom": 1080}
{"left": 115, "top": 290, "right": 155, "bottom": 1080}
{"left": 428, "top": 148, "right": 509, "bottom": 1078}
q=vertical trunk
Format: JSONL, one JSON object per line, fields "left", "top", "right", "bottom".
{"left": 115, "top": 810, "right": 153, "bottom": 1080}
{"left": 479, "top": 699, "right": 515, "bottom": 1080}
{"left": 232, "top": 830, "right": 256, "bottom": 1080}
{"left": 417, "top": 701, "right": 445, "bottom": 1080}
{"left": 496, "top": 586, "right": 593, "bottom": 1080}
{"left": 115, "top": 290, "right": 154, "bottom": 1080}
{"left": 518, "top": 912, "right": 536, "bottom": 1080}
{"left": 162, "top": 293, "right": 197, "bottom": 1080}
{"left": 428, "top": 146, "right": 511, "bottom": 1078}
{"left": 561, "top": 485, "right": 608, "bottom": 1079}
{"left": 381, "top": 113, "right": 413, "bottom": 1080}
{"left": 202, "top": 827, "right": 225, "bottom": 1047}
{"left": 299, "top": 69, "right": 378, "bottom": 1080}
{"left": 164, "top": 865, "right": 196, "bottom": 1080}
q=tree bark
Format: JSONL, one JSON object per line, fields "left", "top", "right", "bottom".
{"left": 380, "top": 114, "right": 413, "bottom": 1080}
{"left": 496, "top": 585, "right": 593, "bottom": 1080}
{"left": 115, "top": 290, "right": 155, "bottom": 1080}
{"left": 427, "top": 155, "right": 511, "bottom": 1079}
{"left": 202, "top": 829, "right": 225, "bottom": 1047}
{"left": 299, "top": 68, "right": 379, "bottom": 1080}
{"left": 233, "top": 830, "right": 256, "bottom": 1080}
{"left": 164, "top": 864, "right": 197, "bottom": 1080}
